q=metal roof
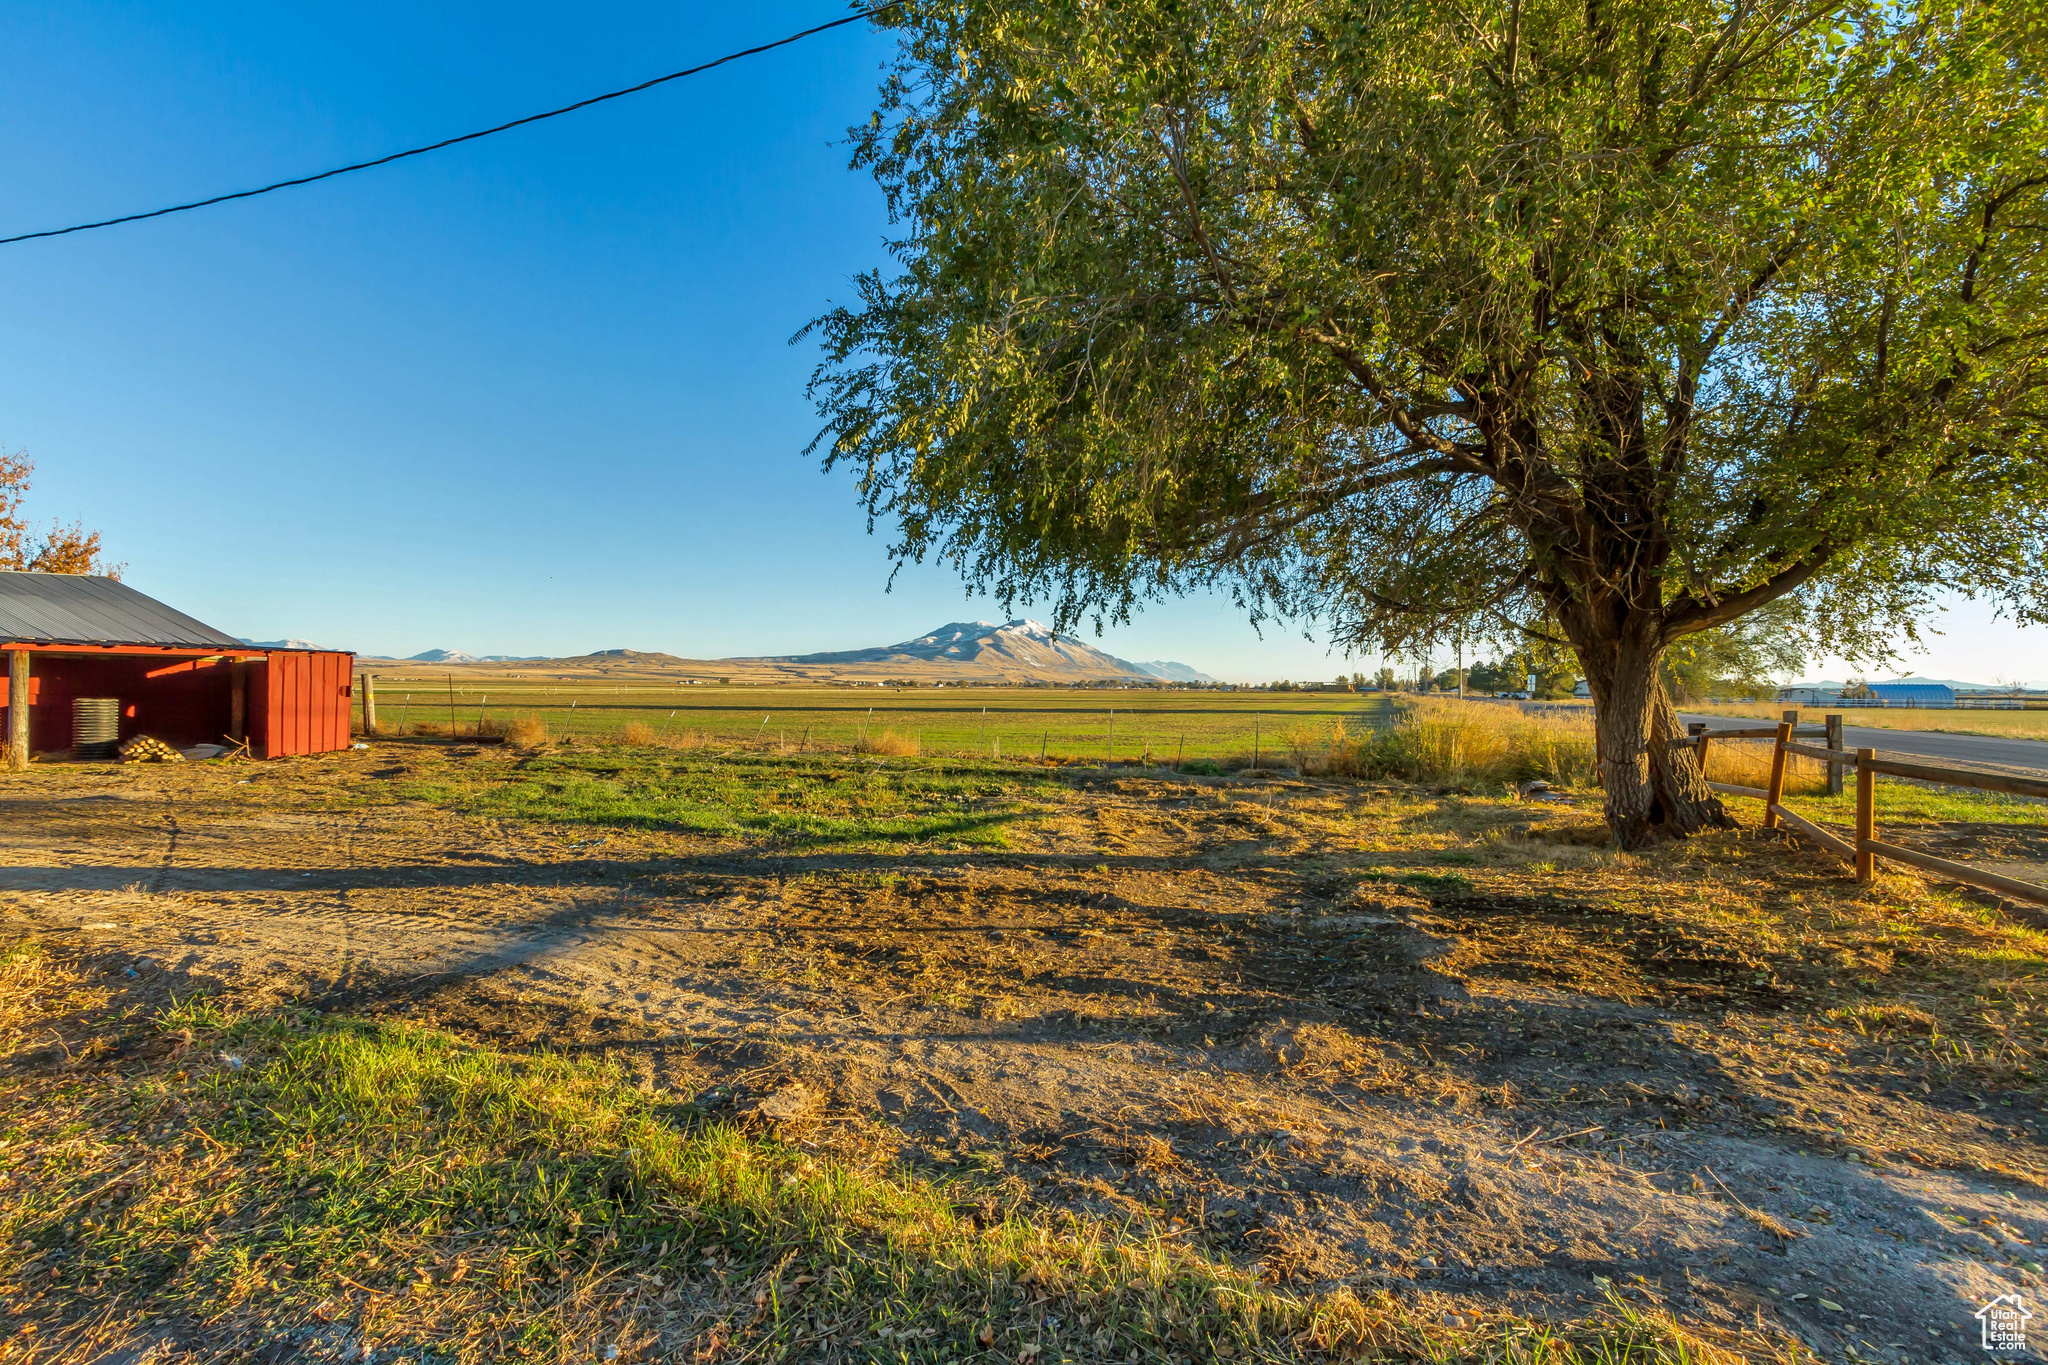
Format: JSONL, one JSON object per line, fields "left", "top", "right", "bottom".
{"left": 1867, "top": 681, "right": 1956, "bottom": 701}
{"left": 0, "top": 572, "right": 247, "bottom": 649}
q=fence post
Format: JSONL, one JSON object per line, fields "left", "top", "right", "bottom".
{"left": 1855, "top": 747, "right": 1876, "bottom": 882}
{"left": 1825, "top": 713, "right": 1844, "bottom": 796}
{"left": 1763, "top": 721, "right": 1793, "bottom": 828}
{"left": 1687, "top": 720, "right": 1710, "bottom": 778}
{"left": 360, "top": 673, "right": 378, "bottom": 738}
{"left": 229, "top": 660, "right": 247, "bottom": 742}
{"left": 7, "top": 649, "right": 28, "bottom": 771}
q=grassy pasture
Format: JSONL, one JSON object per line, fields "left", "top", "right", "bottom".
{"left": 358, "top": 682, "right": 1396, "bottom": 766}
{"left": 358, "top": 686, "right": 2043, "bottom": 823}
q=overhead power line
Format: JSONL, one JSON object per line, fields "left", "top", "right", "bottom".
{"left": 0, "top": 6, "right": 887, "bottom": 247}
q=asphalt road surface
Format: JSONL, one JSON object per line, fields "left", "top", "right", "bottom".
{"left": 1678, "top": 712, "right": 2048, "bottom": 777}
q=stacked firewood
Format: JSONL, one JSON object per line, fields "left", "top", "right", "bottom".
{"left": 118, "top": 735, "right": 187, "bottom": 763}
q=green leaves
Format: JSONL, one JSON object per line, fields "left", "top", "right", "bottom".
{"left": 808, "top": 0, "right": 2048, "bottom": 668}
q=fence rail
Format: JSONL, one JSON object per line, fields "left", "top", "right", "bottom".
{"left": 1697, "top": 712, "right": 2048, "bottom": 908}
{"left": 1671, "top": 714, "right": 1855, "bottom": 794}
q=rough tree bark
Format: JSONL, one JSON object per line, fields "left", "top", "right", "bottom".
{"left": 1568, "top": 619, "right": 1729, "bottom": 849}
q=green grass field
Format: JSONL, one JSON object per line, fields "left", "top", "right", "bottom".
{"left": 391, "top": 750, "right": 1064, "bottom": 848}
{"left": 359, "top": 683, "right": 1397, "bottom": 765}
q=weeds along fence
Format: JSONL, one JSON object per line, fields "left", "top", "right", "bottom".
{"left": 349, "top": 686, "right": 1620, "bottom": 785}
{"left": 343, "top": 685, "right": 1857, "bottom": 798}
{"left": 349, "top": 694, "right": 1808, "bottom": 792}
{"left": 1690, "top": 719, "right": 2048, "bottom": 908}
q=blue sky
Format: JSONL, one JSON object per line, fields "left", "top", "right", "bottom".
{"left": 0, "top": 2, "right": 2035, "bottom": 685}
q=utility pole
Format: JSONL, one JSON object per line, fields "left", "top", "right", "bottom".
{"left": 1456, "top": 635, "right": 1465, "bottom": 699}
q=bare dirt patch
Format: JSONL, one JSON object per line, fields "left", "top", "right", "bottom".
{"left": 5, "top": 742, "right": 2047, "bottom": 1362}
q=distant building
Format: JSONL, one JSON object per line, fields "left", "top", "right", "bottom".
{"left": 1867, "top": 681, "right": 1955, "bottom": 707}
{"left": 1776, "top": 685, "right": 1842, "bottom": 705}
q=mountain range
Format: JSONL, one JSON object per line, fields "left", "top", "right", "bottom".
{"left": 358, "top": 620, "right": 1216, "bottom": 685}
{"left": 240, "top": 639, "right": 543, "bottom": 663}
{"left": 1789, "top": 675, "right": 2041, "bottom": 692}
{"left": 401, "top": 648, "right": 549, "bottom": 663}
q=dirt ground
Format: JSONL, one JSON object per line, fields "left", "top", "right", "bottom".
{"left": 6, "top": 742, "right": 2048, "bottom": 1363}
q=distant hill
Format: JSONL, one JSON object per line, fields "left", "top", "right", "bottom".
{"left": 783, "top": 620, "right": 1154, "bottom": 682}
{"left": 238, "top": 637, "right": 329, "bottom": 651}
{"left": 1788, "top": 675, "right": 2031, "bottom": 692}
{"left": 1131, "top": 659, "right": 1220, "bottom": 684}
{"left": 374, "top": 649, "right": 549, "bottom": 663}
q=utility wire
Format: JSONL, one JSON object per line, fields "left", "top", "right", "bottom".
{"left": 0, "top": 6, "right": 887, "bottom": 247}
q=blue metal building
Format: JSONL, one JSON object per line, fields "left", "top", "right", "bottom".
{"left": 1866, "top": 681, "right": 1956, "bottom": 707}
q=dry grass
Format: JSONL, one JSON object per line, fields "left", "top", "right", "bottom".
{"left": 1698, "top": 738, "right": 1829, "bottom": 796}
{"left": 620, "top": 720, "right": 657, "bottom": 745}
{"left": 0, "top": 942, "right": 50, "bottom": 1040}
{"left": 1269, "top": 700, "right": 1830, "bottom": 797}
{"left": 11, "top": 743, "right": 2046, "bottom": 1358}
{"left": 0, "top": 943, "right": 1736, "bottom": 1365}
{"left": 506, "top": 713, "right": 549, "bottom": 748}
{"left": 1273, "top": 700, "right": 1596, "bottom": 788}
{"left": 855, "top": 727, "right": 922, "bottom": 757}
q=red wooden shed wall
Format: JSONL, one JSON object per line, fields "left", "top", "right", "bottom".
{"left": 251, "top": 651, "right": 353, "bottom": 758}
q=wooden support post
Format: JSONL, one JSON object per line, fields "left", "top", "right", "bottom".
{"left": 7, "top": 649, "right": 28, "bottom": 771}
{"left": 1855, "top": 748, "right": 1876, "bottom": 883}
{"left": 360, "top": 673, "right": 377, "bottom": 737}
{"left": 1688, "top": 721, "right": 1714, "bottom": 783}
{"left": 229, "top": 661, "right": 247, "bottom": 742}
{"left": 1825, "top": 713, "right": 1845, "bottom": 796}
{"left": 1763, "top": 721, "right": 1793, "bottom": 829}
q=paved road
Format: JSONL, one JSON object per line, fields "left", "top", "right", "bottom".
{"left": 1678, "top": 712, "right": 2048, "bottom": 776}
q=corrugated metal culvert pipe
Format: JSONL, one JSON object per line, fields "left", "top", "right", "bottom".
{"left": 73, "top": 697, "right": 120, "bottom": 760}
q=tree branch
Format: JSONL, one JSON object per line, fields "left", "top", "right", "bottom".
{"left": 1660, "top": 540, "right": 1835, "bottom": 641}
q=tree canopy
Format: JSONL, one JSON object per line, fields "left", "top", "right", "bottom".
{"left": 809, "top": 0, "right": 2048, "bottom": 842}
{"left": 0, "top": 452, "right": 115, "bottom": 577}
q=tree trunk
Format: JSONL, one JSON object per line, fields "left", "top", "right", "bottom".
{"left": 1575, "top": 625, "right": 1731, "bottom": 850}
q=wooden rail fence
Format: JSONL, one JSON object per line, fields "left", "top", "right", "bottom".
{"left": 1677, "top": 709, "right": 2048, "bottom": 908}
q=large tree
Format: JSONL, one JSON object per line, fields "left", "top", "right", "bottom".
{"left": 808, "top": 0, "right": 2048, "bottom": 847}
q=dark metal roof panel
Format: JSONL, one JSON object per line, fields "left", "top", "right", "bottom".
{"left": 0, "top": 572, "right": 247, "bottom": 648}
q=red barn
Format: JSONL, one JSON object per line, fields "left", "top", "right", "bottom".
{"left": 0, "top": 571, "right": 354, "bottom": 763}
